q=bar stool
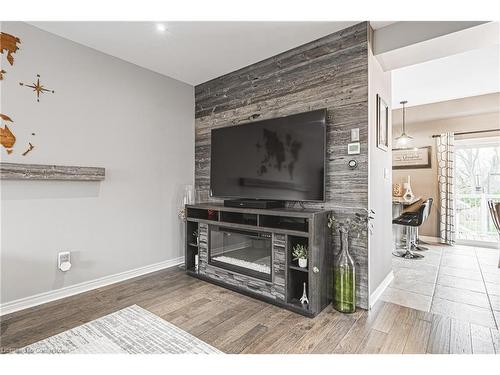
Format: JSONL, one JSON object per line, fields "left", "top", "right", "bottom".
{"left": 393, "top": 198, "right": 433, "bottom": 259}
{"left": 487, "top": 200, "right": 500, "bottom": 268}
{"left": 415, "top": 229, "right": 429, "bottom": 249}
{"left": 412, "top": 198, "right": 433, "bottom": 251}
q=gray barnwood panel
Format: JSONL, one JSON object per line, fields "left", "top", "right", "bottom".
{"left": 195, "top": 23, "right": 368, "bottom": 117}
{"left": 0, "top": 162, "right": 105, "bottom": 181}
{"left": 195, "top": 46, "right": 368, "bottom": 118}
{"left": 195, "top": 26, "right": 364, "bottom": 101}
{"left": 194, "top": 22, "right": 370, "bottom": 308}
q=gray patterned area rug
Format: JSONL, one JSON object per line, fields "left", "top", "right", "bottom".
{"left": 16, "top": 305, "right": 222, "bottom": 354}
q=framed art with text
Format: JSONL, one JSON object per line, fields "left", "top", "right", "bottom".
{"left": 392, "top": 146, "right": 432, "bottom": 169}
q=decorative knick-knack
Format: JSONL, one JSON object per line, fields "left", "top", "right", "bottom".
{"left": 299, "top": 282, "right": 309, "bottom": 305}
{"left": 328, "top": 210, "right": 374, "bottom": 314}
{"left": 392, "top": 183, "right": 403, "bottom": 197}
{"left": 292, "top": 244, "right": 308, "bottom": 269}
{"left": 333, "top": 228, "right": 356, "bottom": 313}
{"left": 403, "top": 175, "right": 414, "bottom": 202}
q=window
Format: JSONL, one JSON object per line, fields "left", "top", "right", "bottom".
{"left": 455, "top": 136, "right": 500, "bottom": 245}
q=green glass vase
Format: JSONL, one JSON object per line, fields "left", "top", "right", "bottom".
{"left": 333, "top": 228, "right": 356, "bottom": 313}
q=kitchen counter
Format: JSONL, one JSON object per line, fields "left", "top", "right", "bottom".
{"left": 392, "top": 196, "right": 422, "bottom": 206}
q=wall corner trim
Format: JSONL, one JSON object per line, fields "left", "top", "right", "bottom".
{"left": 0, "top": 257, "right": 184, "bottom": 316}
{"left": 369, "top": 270, "right": 394, "bottom": 309}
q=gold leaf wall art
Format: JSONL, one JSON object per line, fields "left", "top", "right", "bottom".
{"left": 19, "top": 74, "right": 55, "bottom": 102}
{"left": 22, "top": 142, "right": 34, "bottom": 156}
{"left": 0, "top": 32, "right": 21, "bottom": 80}
{"left": 1, "top": 113, "right": 16, "bottom": 149}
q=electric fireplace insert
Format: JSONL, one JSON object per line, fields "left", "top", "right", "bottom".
{"left": 209, "top": 226, "right": 272, "bottom": 281}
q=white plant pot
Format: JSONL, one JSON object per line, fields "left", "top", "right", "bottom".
{"left": 298, "top": 258, "right": 307, "bottom": 268}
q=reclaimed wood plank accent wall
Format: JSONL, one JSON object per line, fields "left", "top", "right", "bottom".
{"left": 194, "top": 22, "right": 370, "bottom": 308}
{"left": 0, "top": 162, "right": 105, "bottom": 181}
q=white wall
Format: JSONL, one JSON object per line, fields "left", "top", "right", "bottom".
{"left": 391, "top": 45, "right": 500, "bottom": 108}
{"left": 368, "top": 32, "right": 393, "bottom": 305}
{"left": 0, "top": 22, "right": 194, "bottom": 305}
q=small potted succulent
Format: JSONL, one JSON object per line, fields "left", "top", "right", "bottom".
{"left": 292, "top": 244, "right": 308, "bottom": 268}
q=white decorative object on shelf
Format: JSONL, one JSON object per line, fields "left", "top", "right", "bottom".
{"left": 178, "top": 184, "right": 196, "bottom": 221}
{"left": 403, "top": 175, "right": 414, "bottom": 202}
{"left": 292, "top": 244, "right": 308, "bottom": 268}
{"left": 300, "top": 282, "right": 309, "bottom": 305}
{"left": 183, "top": 185, "right": 195, "bottom": 205}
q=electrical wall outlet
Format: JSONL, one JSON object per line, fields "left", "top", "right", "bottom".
{"left": 58, "top": 251, "right": 71, "bottom": 272}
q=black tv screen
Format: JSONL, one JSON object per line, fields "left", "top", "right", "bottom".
{"left": 210, "top": 109, "right": 326, "bottom": 202}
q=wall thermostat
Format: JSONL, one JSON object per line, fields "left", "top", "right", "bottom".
{"left": 347, "top": 142, "right": 360, "bottom": 155}
{"left": 348, "top": 159, "right": 358, "bottom": 169}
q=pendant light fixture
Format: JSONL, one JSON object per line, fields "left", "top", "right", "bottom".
{"left": 395, "top": 100, "right": 413, "bottom": 147}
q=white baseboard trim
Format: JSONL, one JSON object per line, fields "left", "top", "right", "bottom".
{"left": 0, "top": 256, "right": 184, "bottom": 316}
{"left": 369, "top": 270, "right": 394, "bottom": 309}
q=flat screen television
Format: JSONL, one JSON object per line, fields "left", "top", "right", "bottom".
{"left": 210, "top": 109, "right": 326, "bottom": 202}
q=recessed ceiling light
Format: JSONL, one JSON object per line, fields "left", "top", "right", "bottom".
{"left": 156, "top": 23, "right": 167, "bottom": 33}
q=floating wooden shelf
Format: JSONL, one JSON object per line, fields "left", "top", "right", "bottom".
{"left": 0, "top": 162, "right": 105, "bottom": 181}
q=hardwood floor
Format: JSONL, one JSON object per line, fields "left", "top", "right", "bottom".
{"left": 1, "top": 266, "right": 499, "bottom": 354}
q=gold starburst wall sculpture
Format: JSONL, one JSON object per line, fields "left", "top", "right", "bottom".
{"left": 19, "top": 74, "right": 55, "bottom": 102}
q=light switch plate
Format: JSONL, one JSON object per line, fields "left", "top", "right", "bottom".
{"left": 347, "top": 142, "right": 360, "bottom": 155}
{"left": 351, "top": 128, "right": 359, "bottom": 142}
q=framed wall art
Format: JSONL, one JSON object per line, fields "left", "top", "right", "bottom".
{"left": 392, "top": 146, "right": 432, "bottom": 169}
{"left": 376, "top": 94, "right": 389, "bottom": 151}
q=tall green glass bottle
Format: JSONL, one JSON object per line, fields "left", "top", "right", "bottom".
{"left": 333, "top": 228, "right": 356, "bottom": 313}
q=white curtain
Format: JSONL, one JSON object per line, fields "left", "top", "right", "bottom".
{"left": 436, "top": 133, "right": 455, "bottom": 245}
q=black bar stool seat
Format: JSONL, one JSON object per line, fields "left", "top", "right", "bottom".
{"left": 393, "top": 198, "right": 433, "bottom": 259}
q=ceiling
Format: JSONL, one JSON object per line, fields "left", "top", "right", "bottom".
{"left": 392, "top": 92, "right": 500, "bottom": 126}
{"left": 391, "top": 44, "right": 500, "bottom": 108}
{"left": 29, "top": 21, "right": 374, "bottom": 86}
{"left": 30, "top": 21, "right": 496, "bottom": 107}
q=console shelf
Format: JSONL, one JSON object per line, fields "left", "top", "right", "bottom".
{"left": 184, "top": 202, "right": 331, "bottom": 317}
{"left": 186, "top": 217, "right": 309, "bottom": 238}
{"left": 289, "top": 265, "right": 308, "bottom": 273}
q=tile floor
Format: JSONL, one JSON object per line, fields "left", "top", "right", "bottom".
{"left": 380, "top": 240, "right": 500, "bottom": 330}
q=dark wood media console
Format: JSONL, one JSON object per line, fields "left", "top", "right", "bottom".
{"left": 185, "top": 203, "right": 331, "bottom": 317}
